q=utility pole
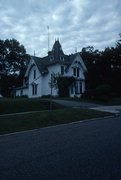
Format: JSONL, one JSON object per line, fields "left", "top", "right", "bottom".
{"left": 47, "top": 26, "right": 50, "bottom": 52}
{"left": 34, "top": 50, "right": 36, "bottom": 56}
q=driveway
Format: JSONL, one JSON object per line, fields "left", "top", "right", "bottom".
{"left": 52, "top": 99, "right": 101, "bottom": 108}
{"left": 0, "top": 116, "right": 121, "bottom": 179}
{"left": 52, "top": 99, "right": 121, "bottom": 114}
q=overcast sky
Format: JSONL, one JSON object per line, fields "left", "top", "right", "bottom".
{"left": 0, "top": 0, "right": 121, "bottom": 57}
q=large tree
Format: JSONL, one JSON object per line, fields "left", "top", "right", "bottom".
{"left": 80, "top": 34, "right": 121, "bottom": 96}
{"left": 0, "top": 39, "right": 30, "bottom": 96}
{"left": 0, "top": 39, "right": 30, "bottom": 75}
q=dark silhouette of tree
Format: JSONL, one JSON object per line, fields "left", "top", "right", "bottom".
{"left": 0, "top": 39, "right": 30, "bottom": 75}
{"left": 0, "top": 39, "right": 30, "bottom": 96}
{"left": 80, "top": 34, "right": 121, "bottom": 96}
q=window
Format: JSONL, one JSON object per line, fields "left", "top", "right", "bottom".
{"left": 32, "top": 84, "right": 37, "bottom": 95}
{"left": 61, "top": 66, "right": 64, "bottom": 75}
{"left": 77, "top": 68, "right": 80, "bottom": 77}
{"left": 20, "top": 90, "right": 23, "bottom": 96}
{"left": 35, "top": 84, "right": 37, "bottom": 95}
{"left": 75, "top": 82, "right": 80, "bottom": 94}
{"left": 71, "top": 84, "right": 74, "bottom": 94}
{"left": 73, "top": 68, "right": 76, "bottom": 76}
{"left": 80, "top": 82, "right": 82, "bottom": 94}
{"left": 60, "top": 56, "right": 64, "bottom": 61}
{"left": 73, "top": 67, "right": 80, "bottom": 77}
{"left": 75, "top": 82, "right": 78, "bottom": 94}
{"left": 34, "top": 70, "right": 36, "bottom": 79}
{"left": 50, "top": 56, "right": 54, "bottom": 61}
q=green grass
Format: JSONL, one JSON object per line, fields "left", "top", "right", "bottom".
{"left": 0, "top": 98, "right": 64, "bottom": 115}
{"left": 56, "top": 97, "right": 121, "bottom": 106}
{"left": 0, "top": 108, "right": 113, "bottom": 135}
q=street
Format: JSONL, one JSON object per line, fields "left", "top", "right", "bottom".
{"left": 0, "top": 116, "right": 121, "bottom": 179}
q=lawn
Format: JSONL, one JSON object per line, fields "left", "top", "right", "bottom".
{"left": 0, "top": 108, "right": 113, "bottom": 135}
{"left": 0, "top": 98, "right": 64, "bottom": 115}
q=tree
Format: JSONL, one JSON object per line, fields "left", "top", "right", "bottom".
{"left": 49, "top": 73, "right": 75, "bottom": 97}
{"left": 0, "top": 39, "right": 30, "bottom": 76}
{"left": 0, "top": 39, "right": 30, "bottom": 96}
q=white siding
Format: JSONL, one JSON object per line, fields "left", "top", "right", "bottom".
{"left": 28, "top": 64, "right": 42, "bottom": 98}
{"left": 41, "top": 64, "right": 62, "bottom": 96}
{"left": 15, "top": 54, "right": 87, "bottom": 98}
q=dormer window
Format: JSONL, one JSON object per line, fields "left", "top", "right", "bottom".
{"left": 50, "top": 56, "right": 54, "bottom": 61}
{"left": 60, "top": 56, "right": 64, "bottom": 61}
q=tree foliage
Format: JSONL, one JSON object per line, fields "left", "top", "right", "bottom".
{"left": 49, "top": 73, "right": 75, "bottom": 97}
{"left": 0, "top": 39, "right": 30, "bottom": 75}
{"left": 0, "top": 39, "right": 30, "bottom": 96}
{"left": 80, "top": 34, "right": 121, "bottom": 96}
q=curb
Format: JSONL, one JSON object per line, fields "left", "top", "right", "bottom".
{"left": 0, "top": 115, "right": 115, "bottom": 137}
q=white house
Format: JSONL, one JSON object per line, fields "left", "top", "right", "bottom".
{"left": 15, "top": 40, "right": 87, "bottom": 98}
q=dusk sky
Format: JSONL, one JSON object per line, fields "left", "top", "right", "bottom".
{"left": 0, "top": 0, "right": 121, "bottom": 57}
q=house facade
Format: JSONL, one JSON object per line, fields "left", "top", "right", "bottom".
{"left": 15, "top": 40, "right": 87, "bottom": 98}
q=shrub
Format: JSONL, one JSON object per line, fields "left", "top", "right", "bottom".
{"left": 57, "top": 76, "right": 75, "bottom": 97}
{"left": 82, "top": 84, "right": 112, "bottom": 102}
{"left": 15, "top": 95, "right": 28, "bottom": 98}
{"left": 41, "top": 95, "right": 52, "bottom": 98}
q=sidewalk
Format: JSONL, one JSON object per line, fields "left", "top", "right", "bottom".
{"left": 90, "top": 106, "right": 121, "bottom": 114}
{"left": 0, "top": 110, "right": 49, "bottom": 117}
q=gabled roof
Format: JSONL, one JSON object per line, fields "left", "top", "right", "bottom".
{"left": 28, "top": 40, "right": 87, "bottom": 75}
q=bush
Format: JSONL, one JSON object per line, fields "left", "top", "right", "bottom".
{"left": 15, "top": 95, "right": 28, "bottom": 98}
{"left": 82, "top": 84, "right": 112, "bottom": 102}
{"left": 41, "top": 94, "right": 52, "bottom": 98}
{"left": 57, "top": 76, "right": 75, "bottom": 97}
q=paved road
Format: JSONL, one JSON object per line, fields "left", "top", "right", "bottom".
{"left": 0, "top": 116, "right": 121, "bottom": 179}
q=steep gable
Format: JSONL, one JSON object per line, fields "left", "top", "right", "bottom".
{"left": 25, "top": 40, "right": 87, "bottom": 78}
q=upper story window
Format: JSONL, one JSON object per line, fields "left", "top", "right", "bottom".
{"left": 60, "top": 56, "right": 64, "bottom": 61}
{"left": 50, "top": 56, "right": 54, "bottom": 61}
{"left": 34, "top": 70, "right": 36, "bottom": 79}
{"left": 77, "top": 68, "right": 80, "bottom": 77}
{"left": 61, "top": 66, "right": 64, "bottom": 75}
{"left": 73, "top": 68, "right": 76, "bottom": 76}
{"left": 73, "top": 67, "right": 80, "bottom": 77}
